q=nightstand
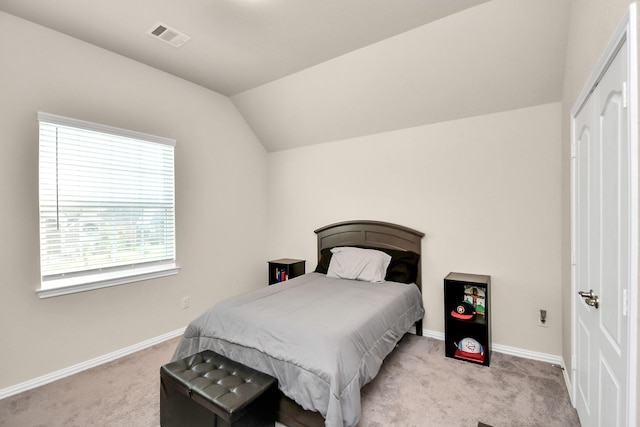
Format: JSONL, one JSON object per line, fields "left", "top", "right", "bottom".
{"left": 268, "top": 258, "right": 305, "bottom": 285}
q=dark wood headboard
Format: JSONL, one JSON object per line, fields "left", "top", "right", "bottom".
{"left": 314, "top": 220, "right": 425, "bottom": 288}
{"left": 314, "top": 220, "right": 425, "bottom": 338}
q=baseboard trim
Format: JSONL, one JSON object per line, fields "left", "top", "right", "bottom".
{"left": 422, "top": 328, "right": 564, "bottom": 365}
{"left": 492, "top": 342, "right": 564, "bottom": 366}
{"left": 0, "top": 327, "right": 185, "bottom": 401}
{"left": 562, "top": 360, "right": 574, "bottom": 407}
{"left": 1, "top": 327, "right": 568, "bottom": 401}
{"left": 422, "top": 329, "right": 445, "bottom": 340}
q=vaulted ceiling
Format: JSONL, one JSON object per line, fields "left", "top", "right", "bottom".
{"left": 0, "top": 0, "right": 571, "bottom": 151}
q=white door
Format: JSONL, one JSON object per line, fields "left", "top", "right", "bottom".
{"left": 572, "top": 37, "right": 630, "bottom": 427}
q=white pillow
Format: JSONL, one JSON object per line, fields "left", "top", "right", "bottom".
{"left": 326, "top": 247, "right": 392, "bottom": 283}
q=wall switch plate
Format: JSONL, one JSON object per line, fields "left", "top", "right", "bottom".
{"left": 182, "top": 296, "right": 190, "bottom": 310}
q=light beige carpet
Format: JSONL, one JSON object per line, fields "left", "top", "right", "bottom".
{"left": 0, "top": 335, "right": 580, "bottom": 426}
{"left": 0, "top": 337, "right": 181, "bottom": 427}
{"left": 359, "top": 335, "right": 580, "bottom": 426}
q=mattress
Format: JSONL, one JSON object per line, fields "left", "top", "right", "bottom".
{"left": 172, "top": 272, "right": 424, "bottom": 427}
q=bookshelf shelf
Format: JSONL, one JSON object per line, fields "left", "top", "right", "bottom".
{"left": 268, "top": 258, "right": 305, "bottom": 285}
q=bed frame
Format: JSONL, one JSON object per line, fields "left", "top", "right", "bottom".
{"left": 277, "top": 220, "right": 425, "bottom": 427}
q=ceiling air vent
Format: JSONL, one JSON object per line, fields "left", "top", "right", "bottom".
{"left": 147, "top": 22, "right": 191, "bottom": 48}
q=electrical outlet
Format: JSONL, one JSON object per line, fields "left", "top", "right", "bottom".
{"left": 537, "top": 309, "right": 548, "bottom": 327}
{"left": 181, "top": 296, "right": 190, "bottom": 310}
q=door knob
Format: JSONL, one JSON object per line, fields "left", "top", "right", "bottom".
{"left": 578, "top": 289, "right": 594, "bottom": 298}
{"left": 578, "top": 289, "right": 600, "bottom": 309}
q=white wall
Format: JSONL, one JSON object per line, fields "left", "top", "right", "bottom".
{"left": 267, "top": 103, "right": 563, "bottom": 355}
{"left": 0, "top": 12, "right": 268, "bottom": 389}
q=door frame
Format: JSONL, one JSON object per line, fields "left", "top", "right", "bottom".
{"left": 570, "top": 3, "right": 638, "bottom": 425}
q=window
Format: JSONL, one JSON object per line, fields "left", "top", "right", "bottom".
{"left": 37, "top": 112, "right": 179, "bottom": 298}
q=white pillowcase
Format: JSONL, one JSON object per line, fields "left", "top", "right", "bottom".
{"left": 326, "top": 247, "right": 392, "bottom": 283}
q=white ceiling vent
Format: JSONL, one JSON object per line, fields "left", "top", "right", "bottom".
{"left": 147, "top": 22, "right": 191, "bottom": 48}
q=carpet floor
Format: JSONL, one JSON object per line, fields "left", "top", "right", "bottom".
{"left": 0, "top": 335, "right": 580, "bottom": 426}
{"left": 358, "top": 335, "right": 580, "bottom": 426}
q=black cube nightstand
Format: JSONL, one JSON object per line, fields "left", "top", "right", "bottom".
{"left": 268, "top": 258, "right": 305, "bottom": 285}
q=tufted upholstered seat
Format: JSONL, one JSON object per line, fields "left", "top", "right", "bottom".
{"left": 160, "top": 350, "right": 278, "bottom": 427}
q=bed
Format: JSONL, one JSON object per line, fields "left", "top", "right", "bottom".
{"left": 172, "top": 220, "right": 425, "bottom": 427}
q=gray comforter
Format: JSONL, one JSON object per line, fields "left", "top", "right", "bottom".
{"left": 172, "top": 272, "right": 424, "bottom": 427}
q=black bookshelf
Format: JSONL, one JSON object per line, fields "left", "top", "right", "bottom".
{"left": 444, "top": 272, "right": 491, "bottom": 366}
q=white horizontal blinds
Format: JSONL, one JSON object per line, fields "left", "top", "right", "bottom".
{"left": 38, "top": 112, "right": 176, "bottom": 279}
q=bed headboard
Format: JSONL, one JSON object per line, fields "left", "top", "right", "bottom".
{"left": 314, "top": 220, "right": 425, "bottom": 288}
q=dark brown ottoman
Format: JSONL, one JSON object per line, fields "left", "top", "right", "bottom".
{"left": 160, "top": 350, "right": 278, "bottom": 427}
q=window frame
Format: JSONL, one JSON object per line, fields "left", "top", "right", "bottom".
{"left": 36, "top": 112, "right": 179, "bottom": 298}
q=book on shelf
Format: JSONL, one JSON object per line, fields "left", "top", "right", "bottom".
{"left": 275, "top": 268, "right": 288, "bottom": 282}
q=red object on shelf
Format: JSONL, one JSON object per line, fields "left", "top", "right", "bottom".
{"left": 454, "top": 348, "right": 485, "bottom": 363}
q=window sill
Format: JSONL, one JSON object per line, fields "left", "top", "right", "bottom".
{"left": 37, "top": 264, "right": 181, "bottom": 298}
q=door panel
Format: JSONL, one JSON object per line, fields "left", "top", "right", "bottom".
{"left": 599, "top": 90, "right": 625, "bottom": 353}
{"left": 596, "top": 41, "right": 628, "bottom": 427}
{"left": 576, "top": 316, "right": 592, "bottom": 416}
{"left": 575, "top": 93, "right": 597, "bottom": 425}
{"left": 599, "top": 358, "right": 620, "bottom": 426}
{"left": 573, "top": 38, "right": 629, "bottom": 427}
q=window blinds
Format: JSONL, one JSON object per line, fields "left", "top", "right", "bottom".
{"left": 38, "top": 112, "right": 176, "bottom": 284}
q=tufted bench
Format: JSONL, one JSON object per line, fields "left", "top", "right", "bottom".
{"left": 160, "top": 350, "right": 278, "bottom": 427}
